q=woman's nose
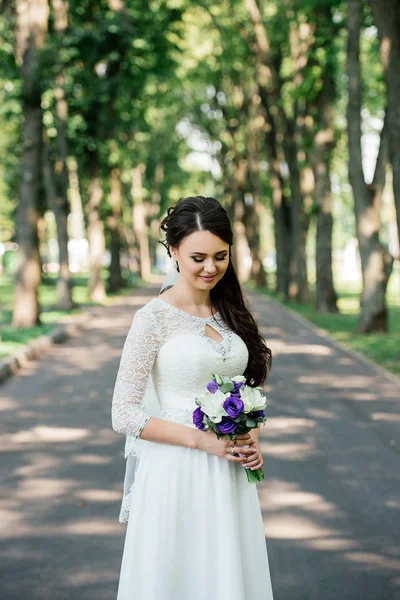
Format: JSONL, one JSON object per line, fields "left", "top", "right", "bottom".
{"left": 204, "top": 260, "right": 217, "bottom": 273}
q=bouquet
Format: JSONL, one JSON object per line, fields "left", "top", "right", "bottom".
{"left": 192, "top": 374, "right": 267, "bottom": 483}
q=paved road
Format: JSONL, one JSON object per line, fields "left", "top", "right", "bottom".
{"left": 0, "top": 286, "right": 399, "bottom": 600}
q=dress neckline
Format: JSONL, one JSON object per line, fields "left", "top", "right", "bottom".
{"left": 153, "top": 297, "right": 220, "bottom": 321}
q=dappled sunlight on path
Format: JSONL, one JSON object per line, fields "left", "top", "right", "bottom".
{"left": 250, "top": 291, "right": 400, "bottom": 600}
{"left": 0, "top": 285, "right": 399, "bottom": 599}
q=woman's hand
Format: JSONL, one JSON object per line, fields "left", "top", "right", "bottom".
{"left": 196, "top": 431, "right": 256, "bottom": 463}
{"left": 238, "top": 440, "right": 263, "bottom": 471}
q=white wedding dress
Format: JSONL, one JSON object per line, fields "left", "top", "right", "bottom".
{"left": 112, "top": 297, "right": 274, "bottom": 600}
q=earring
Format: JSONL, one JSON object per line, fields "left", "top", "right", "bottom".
{"left": 175, "top": 260, "right": 179, "bottom": 271}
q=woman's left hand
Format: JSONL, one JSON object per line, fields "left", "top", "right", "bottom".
{"left": 239, "top": 441, "right": 263, "bottom": 470}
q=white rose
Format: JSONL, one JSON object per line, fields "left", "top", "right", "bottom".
{"left": 240, "top": 385, "right": 267, "bottom": 412}
{"left": 231, "top": 375, "right": 246, "bottom": 383}
{"left": 251, "top": 387, "right": 267, "bottom": 411}
{"left": 240, "top": 385, "right": 254, "bottom": 412}
{"left": 202, "top": 390, "right": 227, "bottom": 423}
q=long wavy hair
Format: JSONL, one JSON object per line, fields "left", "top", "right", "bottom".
{"left": 159, "top": 196, "right": 272, "bottom": 387}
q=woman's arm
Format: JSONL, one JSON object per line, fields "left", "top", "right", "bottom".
{"left": 139, "top": 416, "right": 200, "bottom": 449}
{"left": 249, "top": 422, "right": 261, "bottom": 443}
{"left": 111, "top": 305, "right": 201, "bottom": 450}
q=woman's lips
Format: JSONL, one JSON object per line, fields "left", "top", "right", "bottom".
{"left": 200, "top": 275, "right": 216, "bottom": 282}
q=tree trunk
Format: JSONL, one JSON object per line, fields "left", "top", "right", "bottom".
{"left": 285, "top": 133, "right": 310, "bottom": 302}
{"left": 347, "top": 0, "right": 393, "bottom": 332}
{"left": 245, "top": 94, "right": 267, "bottom": 288}
{"left": 107, "top": 168, "right": 123, "bottom": 292}
{"left": 149, "top": 161, "right": 164, "bottom": 269}
{"left": 131, "top": 165, "right": 151, "bottom": 280}
{"left": 68, "top": 157, "right": 85, "bottom": 240}
{"left": 13, "top": 107, "right": 42, "bottom": 327}
{"left": 231, "top": 159, "right": 251, "bottom": 282}
{"left": 244, "top": 0, "right": 309, "bottom": 301}
{"left": 261, "top": 108, "right": 291, "bottom": 298}
{"left": 87, "top": 152, "right": 107, "bottom": 302}
{"left": 369, "top": 0, "right": 400, "bottom": 251}
{"left": 42, "top": 132, "right": 73, "bottom": 309}
{"left": 50, "top": 0, "right": 73, "bottom": 308}
{"left": 311, "top": 69, "right": 338, "bottom": 313}
{"left": 12, "top": 0, "right": 49, "bottom": 327}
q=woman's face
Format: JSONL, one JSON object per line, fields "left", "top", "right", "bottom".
{"left": 170, "top": 230, "right": 230, "bottom": 290}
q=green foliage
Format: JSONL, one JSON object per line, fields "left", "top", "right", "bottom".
{"left": 0, "top": 14, "right": 21, "bottom": 242}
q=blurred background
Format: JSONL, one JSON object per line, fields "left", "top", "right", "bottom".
{"left": 0, "top": 0, "right": 399, "bottom": 376}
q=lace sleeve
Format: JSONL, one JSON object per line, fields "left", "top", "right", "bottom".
{"left": 111, "top": 305, "right": 160, "bottom": 438}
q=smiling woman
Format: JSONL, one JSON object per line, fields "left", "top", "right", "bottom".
{"left": 112, "top": 195, "right": 274, "bottom": 600}
{"left": 158, "top": 196, "right": 271, "bottom": 384}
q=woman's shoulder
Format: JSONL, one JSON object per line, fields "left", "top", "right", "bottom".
{"left": 135, "top": 297, "right": 160, "bottom": 320}
{"left": 135, "top": 297, "right": 173, "bottom": 325}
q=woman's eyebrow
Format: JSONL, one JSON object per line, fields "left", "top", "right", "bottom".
{"left": 190, "top": 250, "right": 228, "bottom": 256}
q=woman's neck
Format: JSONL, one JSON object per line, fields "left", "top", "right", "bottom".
{"left": 167, "top": 279, "right": 213, "bottom": 310}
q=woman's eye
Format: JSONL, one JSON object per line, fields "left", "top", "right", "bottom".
{"left": 192, "top": 257, "right": 227, "bottom": 263}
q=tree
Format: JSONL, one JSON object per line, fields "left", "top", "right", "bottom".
{"left": 243, "top": 0, "right": 310, "bottom": 302}
{"left": 48, "top": 0, "right": 73, "bottom": 309}
{"left": 369, "top": 0, "right": 400, "bottom": 253}
{"left": 12, "top": 0, "right": 49, "bottom": 327}
{"left": 347, "top": 0, "right": 393, "bottom": 332}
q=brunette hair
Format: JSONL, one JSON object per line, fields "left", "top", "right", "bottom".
{"left": 159, "top": 196, "right": 272, "bottom": 386}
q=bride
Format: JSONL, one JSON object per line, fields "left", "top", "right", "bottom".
{"left": 111, "top": 195, "right": 274, "bottom": 599}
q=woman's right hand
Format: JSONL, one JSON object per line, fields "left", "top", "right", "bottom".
{"left": 195, "top": 431, "right": 256, "bottom": 463}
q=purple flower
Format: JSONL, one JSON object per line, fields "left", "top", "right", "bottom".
{"left": 233, "top": 381, "right": 244, "bottom": 393}
{"left": 218, "top": 417, "right": 237, "bottom": 434}
{"left": 251, "top": 409, "right": 265, "bottom": 419}
{"left": 206, "top": 380, "right": 219, "bottom": 394}
{"left": 193, "top": 406, "right": 206, "bottom": 431}
{"left": 223, "top": 396, "right": 245, "bottom": 418}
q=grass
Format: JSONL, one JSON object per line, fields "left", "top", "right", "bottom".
{"left": 253, "top": 268, "right": 400, "bottom": 378}
{"left": 0, "top": 271, "right": 144, "bottom": 359}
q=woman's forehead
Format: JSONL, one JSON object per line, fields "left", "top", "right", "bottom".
{"left": 180, "top": 230, "right": 229, "bottom": 252}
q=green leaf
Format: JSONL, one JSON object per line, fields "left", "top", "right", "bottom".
{"left": 220, "top": 382, "right": 234, "bottom": 393}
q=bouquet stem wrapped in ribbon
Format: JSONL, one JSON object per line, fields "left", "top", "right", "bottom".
{"left": 192, "top": 374, "right": 268, "bottom": 483}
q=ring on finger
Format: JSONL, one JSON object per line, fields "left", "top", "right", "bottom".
{"left": 229, "top": 446, "right": 235, "bottom": 455}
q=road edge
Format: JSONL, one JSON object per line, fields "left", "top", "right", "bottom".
{"left": 0, "top": 313, "right": 90, "bottom": 384}
{"left": 248, "top": 289, "right": 400, "bottom": 387}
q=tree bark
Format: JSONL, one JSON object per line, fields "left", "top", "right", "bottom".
{"left": 285, "top": 131, "right": 310, "bottom": 302}
{"left": 311, "top": 68, "right": 338, "bottom": 313}
{"left": 67, "top": 156, "right": 85, "bottom": 240}
{"left": 50, "top": 0, "right": 73, "bottom": 308}
{"left": 245, "top": 92, "right": 267, "bottom": 287}
{"left": 347, "top": 0, "right": 393, "bottom": 332}
{"left": 149, "top": 161, "right": 164, "bottom": 268}
{"left": 369, "top": 0, "right": 400, "bottom": 253}
{"left": 244, "top": 0, "right": 309, "bottom": 301}
{"left": 12, "top": 0, "right": 50, "bottom": 327}
{"left": 131, "top": 165, "right": 151, "bottom": 281}
{"left": 87, "top": 152, "right": 107, "bottom": 302}
{"left": 261, "top": 102, "right": 292, "bottom": 298}
{"left": 42, "top": 132, "right": 73, "bottom": 309}
{"left": 107, "top": 168, "right": 124, "bottom": 292}
{"left": 231, "top": 159, "right": 251, "bottom": 282}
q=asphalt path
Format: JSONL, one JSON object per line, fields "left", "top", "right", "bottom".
{"left": 0, "top": 285, "right": 399, "bottom": 600}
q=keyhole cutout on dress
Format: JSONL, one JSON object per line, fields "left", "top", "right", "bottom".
{"left": 205, "top": 324, "right": 223, "bottom": 344}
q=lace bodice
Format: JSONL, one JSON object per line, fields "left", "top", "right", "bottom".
{"left": 111, "top": 297, "right": 249, "bottom": 438}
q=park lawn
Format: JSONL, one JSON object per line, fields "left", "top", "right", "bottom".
{"left": 252, "top": 272, "right": 400, "bottom": 378}
{"left": 0, "top": 272, "right": 144, "bottom": 359}
{"left": 0, "top": 274, "right": 86, "bottom": 359}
